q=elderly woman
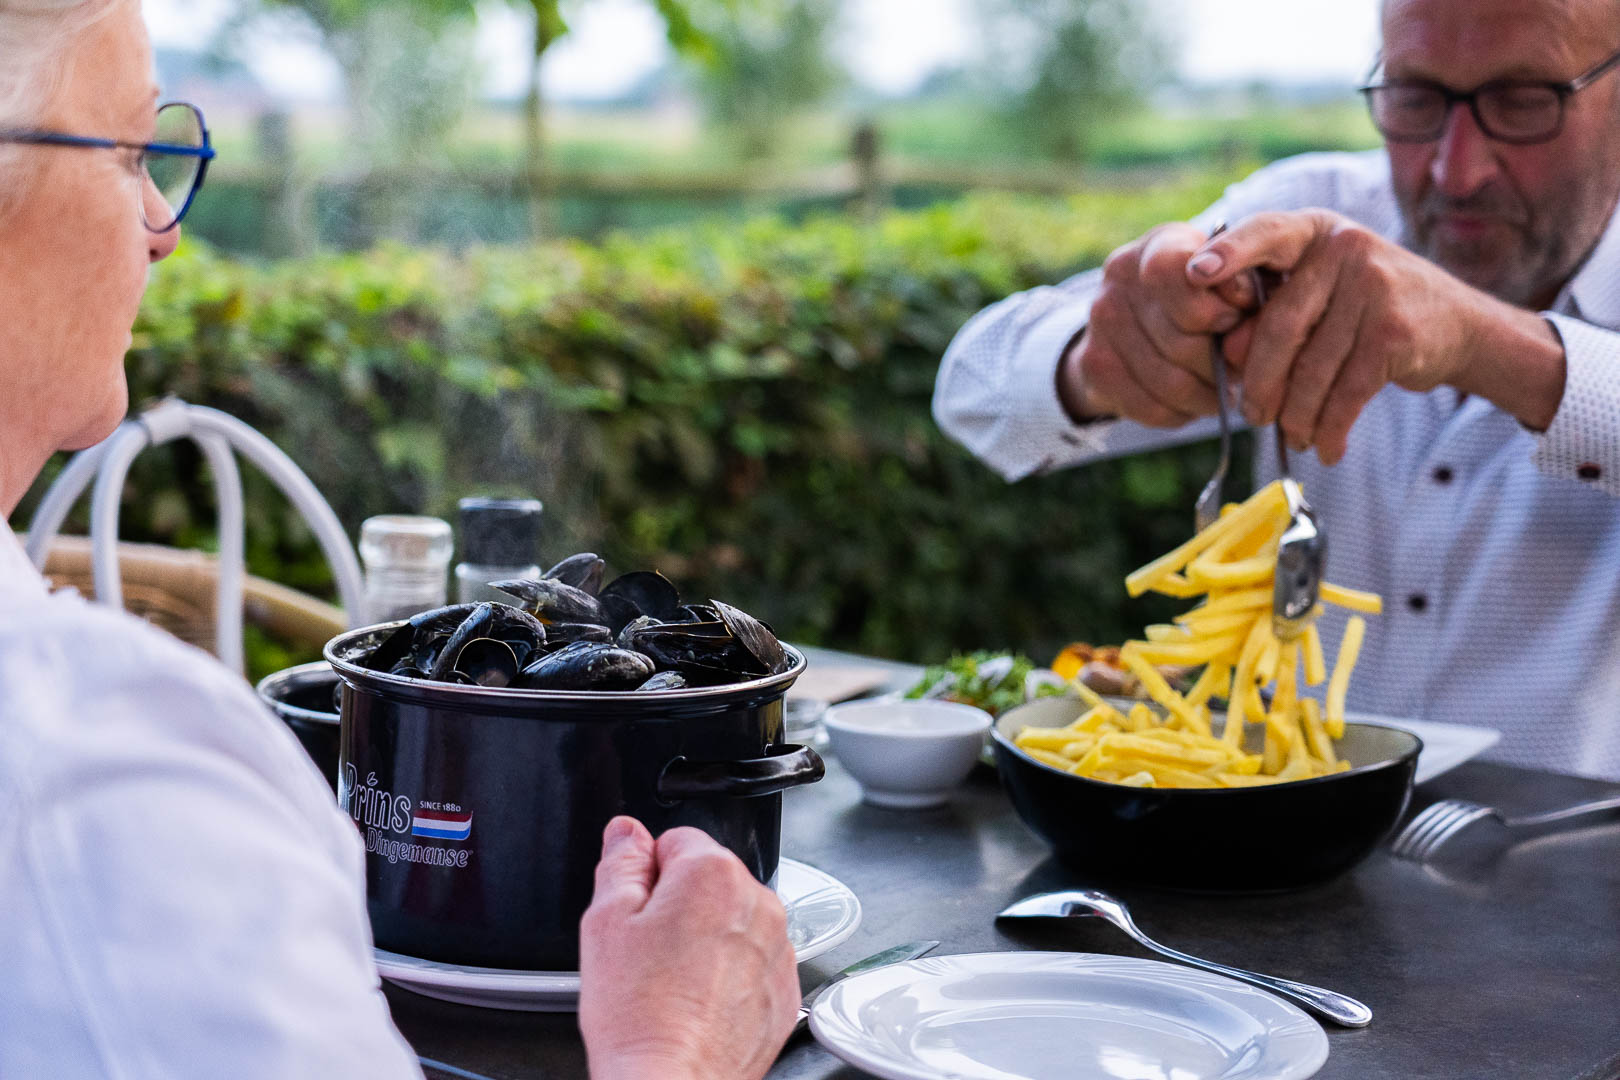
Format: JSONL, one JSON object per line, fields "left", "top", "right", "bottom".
{"left": 0, "top": 2, "right": 798, "bottom": 1077}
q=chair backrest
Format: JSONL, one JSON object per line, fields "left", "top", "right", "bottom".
{"left": 24, "top": 398, "right": 363, "bottom": 674}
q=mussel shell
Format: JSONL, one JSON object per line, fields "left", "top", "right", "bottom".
{"left": 678, "top": 603, "right": 721, "bottom": 624}
{"left": 428, "top": 603, "right": 501, "bottom": 681}
{"left": 712, "top": 599, "right": 789, "bottom": 676}
{"left": 599, "top": 571, "right": 683, "bottom": 633}
{"left": 616, "top": 614, "right": 663, "bottom": 650}
{"left": 623, "top": 623, "right": 762, "bottom": 678}
{"left": 484, "top": 604, "right": 549, "bottom": 667}
{"left": 635, "top": 671, "right": 689, "bottom": 691}
{"left": 547, "top": 621, "right": 614, "bottom": 646}
{"left": 515, "top": 641, "right": 657, "bottom": 691}
{"left": 452, "top": 638, "right": 520, "bottom": 688}
{"left": 543, "top": 552, "right": 606, "bottom": 596}
{"left": 491, "top": 578, "right": 607, "bottom": 626}
{"left": 364, "top": 602, "right": 482, "bottom": 673}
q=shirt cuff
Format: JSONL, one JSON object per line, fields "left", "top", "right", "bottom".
{"left": 1001, "top": 304, "right": 1114, "bottom": 478}
{"left": 1532, "top": 313, "right": 1620, "bottom": 495}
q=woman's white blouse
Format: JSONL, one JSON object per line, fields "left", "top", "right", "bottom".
{"left": 0, "top": 526, "right": 421, "bottom": 1078}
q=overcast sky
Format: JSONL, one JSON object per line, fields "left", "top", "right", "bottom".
{"left": 143, "top": 0, "right": 1382, "bottom": 103}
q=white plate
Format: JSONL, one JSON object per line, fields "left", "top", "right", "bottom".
{"left": 376, "top": 857, "right": 860, "bottom": 1011}
{"left": 810, "top": 951, "right": 1329, "bottom": 1080}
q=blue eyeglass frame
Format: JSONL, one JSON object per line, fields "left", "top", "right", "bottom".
{"left": 0, "top": 101, "right": 215, "bottom": 232}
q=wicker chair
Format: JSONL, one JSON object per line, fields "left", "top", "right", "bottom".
{"left": 38, "top": 535, "right": 346, "bottom": 662}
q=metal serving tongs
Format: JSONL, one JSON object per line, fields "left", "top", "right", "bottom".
{"left": 1188, "top": 223, "right": 1325, "bottom": 640}
{"left": 1272, "top": 429, "right": 1326, "bottom": 642}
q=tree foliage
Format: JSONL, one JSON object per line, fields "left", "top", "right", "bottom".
{"left": 975, "top": 0, "right": 1169, "bottom": 163}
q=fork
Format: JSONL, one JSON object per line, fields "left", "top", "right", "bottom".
{"left": 1390, "top": 794, "right": 1620, "bottom": 862}
{"left": 1193, "top": 224, "right": 1237, "bottom": 534}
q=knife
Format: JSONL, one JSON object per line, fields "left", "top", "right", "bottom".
{"left": 793, "top": 940, "right": 941, "bottom": 1035}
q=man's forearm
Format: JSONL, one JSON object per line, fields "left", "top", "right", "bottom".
{"left": 1453, "top": 298, "right": 1568, "bottom": 432}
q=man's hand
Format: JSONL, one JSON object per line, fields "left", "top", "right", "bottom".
{"left": 1060, "top": 223, "right": 1250, "bottom": 426}
{"left": 578, "top": 817, "right": 799, "bottom": 1080}
{"left": 1189, "top": 209, "right": 1567, "bottom": 464}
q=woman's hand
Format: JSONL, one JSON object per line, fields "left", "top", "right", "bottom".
{"left": 578, "top": 817, "right": 799, "bottom": 1080}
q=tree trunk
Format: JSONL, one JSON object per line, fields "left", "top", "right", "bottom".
{"left": 523, "top": 43, "right": 553, "bottom": 239}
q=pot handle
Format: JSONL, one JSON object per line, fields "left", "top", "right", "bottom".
{"left": 657, "top": 744, "right": 825, "bottom": 803}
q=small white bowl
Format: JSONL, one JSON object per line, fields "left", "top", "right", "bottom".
{"left": 822, "top": 700, "right": 992, "bottom": 808}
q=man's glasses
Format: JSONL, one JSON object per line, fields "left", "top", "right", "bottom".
{"left": 1361, "top": 44, "right": 1620, "bottom": 145}
{"left": 0, "top": 101, "right": 214, "bottom": 232}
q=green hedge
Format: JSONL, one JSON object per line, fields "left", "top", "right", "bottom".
{"left": 17, "top": 176, "right": 1252, "bottom": 679}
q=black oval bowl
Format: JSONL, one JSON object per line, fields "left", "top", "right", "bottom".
{"left": 324, "top": 623, "right": 820, "bottom": 971}
{"left": 992, "top": 697, "right": 1421, "bottom": 892}
{"left": 256, "top": 661, "right": 342, "bottom": 792}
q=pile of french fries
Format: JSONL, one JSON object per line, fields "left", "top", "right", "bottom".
{"left": 1015, "top": 480, "right": 1382, "bottom": 788}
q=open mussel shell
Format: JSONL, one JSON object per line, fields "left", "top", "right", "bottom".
{"left": 516, "top": 641, "right": 657, "bottom": 691}
{"left": 452, "top": 638, "right": 521, "bottom": 688}
{"left": 428, "top": 602, "right": 502, "bottom": 681}
{"left": 599, "top": 570, "right": 683, "bottom": 633}
{"left": 491, "top": 577, "right": 607, "bottom": 626}
{"left": 547, "top": 621, "right": 614, "bottom": 646}
{"left": 543, "top": 552, "right": 606, "bottom": 596}
{"left": 712, "top": 599, "right": 790, "bottom": 676}
{"left": 622, "top": 621, "right": 764, "bottom": 680}
{"left": 636, "top": 671, "right": 689, "bottom": 691}
{"left": 365, "top": 602, "right": 482, "bottom": 675}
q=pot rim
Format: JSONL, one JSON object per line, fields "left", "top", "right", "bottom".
{"left": 256, "top": 660, "right": 341, "bottom": 727}
{"left": 324, "top": 620, "right": 806, "bottom": 707}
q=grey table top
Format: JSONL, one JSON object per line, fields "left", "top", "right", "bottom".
{"left": 393, "top": 737, "right": 1620, "bottom": 1080}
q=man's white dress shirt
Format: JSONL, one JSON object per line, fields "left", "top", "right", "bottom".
{"left": 0, "top": 524, "right": 421, "bottom": 1077}
{"left": 934, "top": 150, "right": 1620, "bottom": 780}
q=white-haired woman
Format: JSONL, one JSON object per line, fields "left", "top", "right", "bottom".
{"left": 0, "top": 3, "right": 799, "bottom": 1077}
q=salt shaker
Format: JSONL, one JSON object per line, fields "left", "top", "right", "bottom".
{"left": 358, "top": 514, "right": 453, "bottom": 624}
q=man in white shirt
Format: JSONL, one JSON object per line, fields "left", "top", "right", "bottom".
{"left": 934, "top": 0, "right": 1620, "bottom": 780}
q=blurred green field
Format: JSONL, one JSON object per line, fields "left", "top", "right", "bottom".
{"left": 187, "top": 98, "right": 1380, "bottom": 254}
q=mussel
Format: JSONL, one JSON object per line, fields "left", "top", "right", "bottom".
{"left": 598, "top": 570, "right": 683, "bottom": 634}
{"left": 542, "top": 552, "right": 606, "bottom": 596}
{"left": 636, "top": 671, "right": 688, "bottom": 691}
{"left": 492, "top": 577, "right": 607, "bottom": 626}
{"left": 515, "top": 641, "right": 657, "bottom": 691}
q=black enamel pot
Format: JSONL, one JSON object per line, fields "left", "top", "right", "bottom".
{"left": 993, "top": 697, "right": 1420, "bottom": 892}
{"left": 255, "top": 661, "right": 342, "bottom": 791}
{"left": 324, "top": 624, "right": 821, "bottom": 971}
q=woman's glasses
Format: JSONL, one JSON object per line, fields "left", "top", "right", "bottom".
{"left": 0, "top": 101, "right": 214, "bottom": 232}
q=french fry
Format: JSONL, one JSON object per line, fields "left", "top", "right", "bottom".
{"left": 1184, "top": 661, "right": 1229, "bottom": 708}
{"left": 1302, "top": 624, "right": 1327, "bottom": 686}
{"left": 1122, "top": 631, "right": 1245, "bottom": 666}
{"left": 1322, "top": 582, "right": 1383, "bottom": 614}
{"left": 1301, "top": 697, "right": 1335, "bottom": 765}
{"left": 1325, "top": 616, "right": 1366, "bottom": 738}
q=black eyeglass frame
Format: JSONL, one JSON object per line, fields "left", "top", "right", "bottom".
{"left": 1360, "top": 44, "right": 1620, "bottom": 145}
{"left": 0, "top": 101, "right": 215, "bottom": 232}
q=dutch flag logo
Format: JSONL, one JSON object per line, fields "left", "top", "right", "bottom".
{"left": 411, "top": 809, "right": 473, "bottom": 842}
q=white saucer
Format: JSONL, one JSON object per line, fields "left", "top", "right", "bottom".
{"left": 810, "top": 951, "right": 1328, "bottom": 1080}
{"left": 376, "top": 857, "right": 861, "bottom": 1011}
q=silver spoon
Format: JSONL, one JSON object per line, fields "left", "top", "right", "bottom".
{"left": 997, "top": 888, "right": 1372, "bottom": 1028}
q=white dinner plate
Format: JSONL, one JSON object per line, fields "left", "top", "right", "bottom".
{"left": 375, "top": 857, "right": 860, "bottom": 1011}
{"left": 810, "top": 951, "right": 1328, "bottom": 1080}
